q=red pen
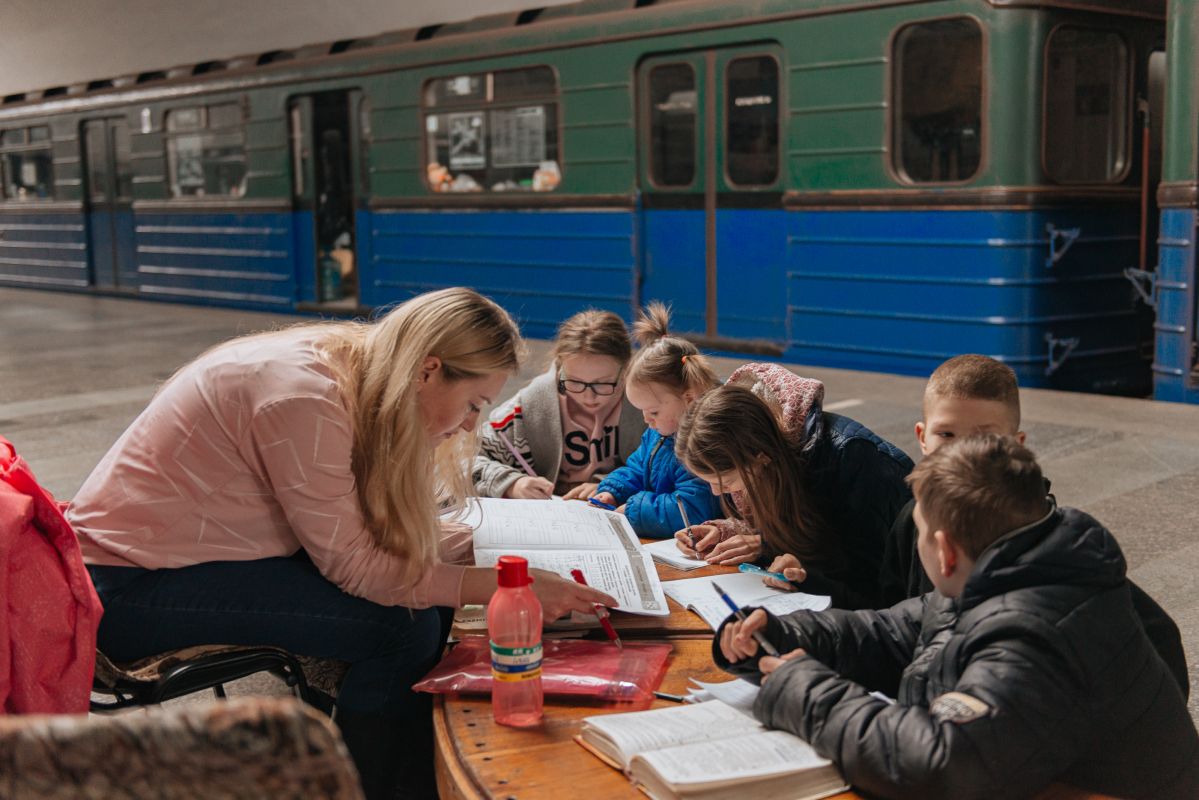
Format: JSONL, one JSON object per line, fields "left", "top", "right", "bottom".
{"left": 570, "top": 568, "right": 623, "bottom": 650}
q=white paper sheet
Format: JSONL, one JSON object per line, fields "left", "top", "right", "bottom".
{"left": 685, "top": 678, "right": 760, "bottom": 715}
{"left": 641, "top": 538, "right": 708, "bottom": 571}
{"left": 662, "top": 572, "right": 830, "bottom": 630}
{"left": 467, "top": 497, "right": 670, "bottom": 616}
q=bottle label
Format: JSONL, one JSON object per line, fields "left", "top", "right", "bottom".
{"left": 490, "top": 641, "right": 543, "bottom": 682}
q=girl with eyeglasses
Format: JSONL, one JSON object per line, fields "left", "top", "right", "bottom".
{"left": 474, "top": 308, "right": 645, "bottom": 500}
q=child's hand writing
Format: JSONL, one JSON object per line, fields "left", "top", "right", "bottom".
{"left": 562, "top": 482, "right": 599, "bottom": 501}
{"left": 674, "top": 523, "right": 720, "bottom": 557}
{"left": 505, "top": 476, "right": 554, "bottom": 499}
{"left": 719, "top": 608, "right": 769, "bottom": 663}
{"left": 705, "top": 532, "right": 762, "bottom": 565}
{"left": 590, "top": 491, "right": 618, "bottom": 507}
{"left": 760, "top": 648, "right": 807, "bottom": 680}
{"left": 763, "top": 553, "right": 807, "bottom": 590}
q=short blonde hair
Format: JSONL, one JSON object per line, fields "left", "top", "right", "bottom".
{"left": 626, "top": 302, "right": 720, "bottom": 395}
{"left": 907, "top": 434, "right": 1048, "bottom": 558}
{"left": 923, "top": 354, "right": 1020, "bottom": 425}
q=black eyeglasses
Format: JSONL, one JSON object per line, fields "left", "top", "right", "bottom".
{"left": 558, "top": 371, "right": 621, "bottom": 396}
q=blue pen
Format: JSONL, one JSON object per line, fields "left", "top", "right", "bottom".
{"left": 588, "top": 497, "right": 617, "bottom": 511}
{"left": 711, "top": 581, "right": 780, "bottom": 657}
{"left": 738, "top": 563, "right": 789, "bottom": 582}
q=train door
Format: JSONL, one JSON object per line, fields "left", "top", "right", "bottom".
{"left": 81, "top": 117, "right": 135, "bottom": 290}
{"left": 288, "top": 89, "right": 362, "bottom": 308}
{"left": 637, "top": 46, "right": 785, "bottom": 351}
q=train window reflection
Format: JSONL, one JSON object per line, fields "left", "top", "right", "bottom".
{"left": 649, "top": 63, "right": 696, "bottom": 187}
{"left": 1044, "top": 28, "right": 1128, "bottom": 183}
{"left": 893, "top": 18, "right": 983, "bottom": 183}
{"left": 165, "top": 102, "right": 247, "bottom": 198}
{"left": 0, "top": 126, "right": 55, "bottom": 202}
{"left": 423, "top": 66, "right": 560, "bottom": 193}
{"left": 726, "top": 56, "right": 779, "bottom": 186}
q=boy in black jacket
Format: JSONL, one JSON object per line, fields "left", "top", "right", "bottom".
{"left": 716, "top": 435, "right": 1199, "bottom": 800}
{"left": 876, "top": 354, "right": 1189, "bottom": 697}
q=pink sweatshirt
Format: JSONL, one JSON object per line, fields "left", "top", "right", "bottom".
{"left": 67, "top": 333, "right": 466, "bottom": 609}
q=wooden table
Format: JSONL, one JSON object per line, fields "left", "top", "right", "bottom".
{"left": 436, "top": 555, "right": 1113, "bottom": 800}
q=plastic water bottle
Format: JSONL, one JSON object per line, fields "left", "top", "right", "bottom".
{"left": 488, "top": 555, "right": 543, "bottom": 727}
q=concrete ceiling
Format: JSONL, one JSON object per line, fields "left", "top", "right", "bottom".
{"left": 0, "top": 0, "right": 580, "bottom": 97}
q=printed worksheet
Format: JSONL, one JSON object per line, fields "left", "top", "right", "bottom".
{"left": 641, "top": 538, "right": 708, "bottom": 571}
{"left": 466, "top": 498, "right": 670, "bottom": 616}
{"left": 662, "top": 572, "right": 831, "bottom": 630}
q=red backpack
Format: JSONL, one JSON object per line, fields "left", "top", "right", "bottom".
{"left": 0, "top": 435, "right": 103, "bottom": 714}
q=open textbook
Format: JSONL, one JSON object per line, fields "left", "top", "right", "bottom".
{"left": 462, "top": 498, "right": 670, "bottom": 616}
{"left": 578, "top": 700, "right": 847, "bottom": 800}
{"left": 662, "top": 572, "right": 831, "bottom": 630}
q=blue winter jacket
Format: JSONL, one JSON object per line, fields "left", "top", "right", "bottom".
{"left": 596, "top": 428, "right": 722, "bottom": 539}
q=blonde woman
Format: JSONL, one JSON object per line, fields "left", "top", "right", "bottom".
{"left": 68, "top": 288, "right": 613, "bottom": 800}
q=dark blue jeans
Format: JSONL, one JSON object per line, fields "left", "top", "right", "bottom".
{"left": 87, "top": 551, "right": 453, "bottom": 717}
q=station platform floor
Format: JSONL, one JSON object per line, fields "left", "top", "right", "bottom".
{"left": 1, "top": 286, "right": 1196, "bottom": 723}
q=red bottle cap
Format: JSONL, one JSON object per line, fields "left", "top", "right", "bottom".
{"left": 496, "top": 555, "right": 533, "bottom": 588}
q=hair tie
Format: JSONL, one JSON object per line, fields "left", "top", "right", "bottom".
{"left": 681, "top": 355, "right": 689, "bottom": 365}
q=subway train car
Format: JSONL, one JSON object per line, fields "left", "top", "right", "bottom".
{"left": 0, "top": 0, "right": 1171, "bottom": 396}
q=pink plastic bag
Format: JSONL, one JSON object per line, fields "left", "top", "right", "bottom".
{"left": 415, "top": 637, "right": 672, "bottom": 703}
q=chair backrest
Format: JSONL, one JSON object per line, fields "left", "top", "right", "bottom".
{"left": 0, "top": 435, "right": 103, "bottom": 714}
{"left": 0, "top": 696, "right": 364, "bottom": 798}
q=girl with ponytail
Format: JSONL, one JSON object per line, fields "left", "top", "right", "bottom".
{"left": 589, "top": 302, "right": 723, "bottom": 537}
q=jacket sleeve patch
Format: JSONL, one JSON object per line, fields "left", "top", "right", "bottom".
{"left": 930, "top": 691, "right": 992, "bottom": 724}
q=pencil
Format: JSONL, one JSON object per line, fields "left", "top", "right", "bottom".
{"left": 493, "top": 427, "right": 537, "bottom": 478}
{"left": 676, "top": 497, "right": 700, "bottom": 553}
{"left": 570, "top": 568, "right": 623, "bottom": 650}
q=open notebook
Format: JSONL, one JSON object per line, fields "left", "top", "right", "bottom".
{"left": 661, "top": 572, "right": 831, "bottom": 631}
{"left": 578, "top": 700, "right": 847, "bottom": 800}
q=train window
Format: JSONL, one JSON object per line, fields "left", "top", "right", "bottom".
{"left": 165, "top": 102, "right": 247, "bottom": 198}
{"left": 893, "top": 18, "right": 983, "bottom": 183}
{"left": 725, "top": 56, "right": 779, "bottom": 186}
{"left": 423, "top": 66, "right": 561, "bottom": 192}
{"left": 0, "top": 126, "right": 54, "bottom": 201}
{"left": 648, "top": 63, "right": 697, "bottom": 187}
{"left": 1043, "top": 28, "right": 1128, "bottom": 183}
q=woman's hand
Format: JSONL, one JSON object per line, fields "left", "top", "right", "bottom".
{"left": 719, "top": 608, "right": 768, "bottom": 663}
{"left": 705, "top": 533, "right": 762, "bottom": 566}
{"left": 562, "top": 482, "right": 599, "bottom": 501}
{"left": 505, "top": 476, "right": 554, "bottom": 499}
{"left": 763, "top": 553, "right": 807, "bottom": 591}
{"left": 673, "top": 523, "right": 720, "bottom": 557}
{"left": 528, "top": 568, "right": 617, "bottom": 621}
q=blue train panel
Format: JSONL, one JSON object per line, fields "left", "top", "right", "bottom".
{"left": 133, "top": 212, "right": 297, "bottom": 310}
{"left": 1154, "top": 209, "right": 1199, "bottom": 403}
{"left": 715, "top": 209, "right": 788, "bottom": 342}
{"left": 88, "top": 210, "right": 138, "bottom": 290}
{"left": 640, "top": 210, "right": 706, "bottom": 334}
{"left": 365, "top": 209, "right": 636, "bottom": 338}
{"left": 785, "top": 208, "right": 1150, "bottom": 393}
{"left": 0, "top": 210, "right": 89, "bottom": 290}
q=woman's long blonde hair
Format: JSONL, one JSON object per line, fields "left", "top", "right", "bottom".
{"left": 216, "top": 287, "right": 522, "bottom": 581}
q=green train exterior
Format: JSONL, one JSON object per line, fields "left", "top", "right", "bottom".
{"left": 0, "top": 0, "right": 1167, "bottom": 393}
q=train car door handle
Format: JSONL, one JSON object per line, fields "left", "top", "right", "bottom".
{"left": 1045, "top": 223, "right": 1081, "bottom": 267}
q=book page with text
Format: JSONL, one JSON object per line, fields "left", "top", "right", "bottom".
{"left": 635, "top": 730, "right": 835, "bottom": 784}
{"left": 582, "top": 700, "right": 761, "bottom": 766}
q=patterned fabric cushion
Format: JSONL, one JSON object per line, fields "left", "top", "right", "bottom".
{"left": 0, "top": 697, "right": 363, "bottom": 799}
